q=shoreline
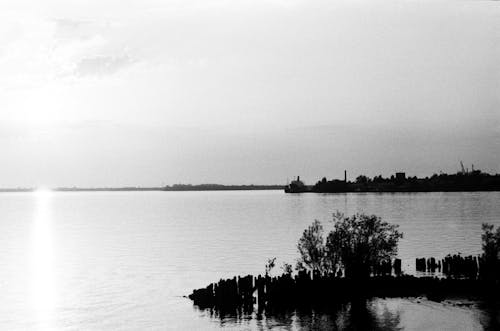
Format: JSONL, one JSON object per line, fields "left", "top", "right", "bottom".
{"left": 3, "top": 187, "right": 500, "bottom": 193}
{"left": 0, "top": 185, "right": 284, "bottom": 193}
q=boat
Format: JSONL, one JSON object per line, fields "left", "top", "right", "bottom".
{"left": 284, "top": 176, "right": 311, "bottom": 193}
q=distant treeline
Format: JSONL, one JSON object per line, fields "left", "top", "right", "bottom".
{"left": 0, "top": 185, "right": 284, "bottom": 192}
{"left": 0, "top": 188, "right": 34, "bottom": 192}
{"left": 163, "top": 184, "right": 284, "bottom": 191}
{"left": 54, "top": 184, "right": 284, "bottom": 192}
{"left": 313, "top": 169, "right": 500, "bottom": 193}
{"left": 55, "top": 187, "right": 165, "bottom": 192}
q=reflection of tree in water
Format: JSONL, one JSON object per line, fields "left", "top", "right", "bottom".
{"left": 477, "top": 300, "right": 500, "bottom": 331}
{"left": 255, "top": 310, "right": 294, "bottom": 331}
{"left": 343, "top": 300, "right": 402, "bottom": 331}
{"left": 195, "top": 299, "right": 402, "bottom": 330}
{"left": 294, "top": 300, "right": 402, "bottom": 331}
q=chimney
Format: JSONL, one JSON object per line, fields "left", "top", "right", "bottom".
{"left": 297, "top": 176, "right": 300, "bottom": 181}
{"left": 344, "top": 170, "right": 347, "bottom": 183}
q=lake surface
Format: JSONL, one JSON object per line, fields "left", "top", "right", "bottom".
{"left": 0, "top": 190, "right": 499, "bottom": 330}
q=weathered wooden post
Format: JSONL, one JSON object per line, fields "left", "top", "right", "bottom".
{"left": 394, "top": 258, "right": 402, "bottom": 276}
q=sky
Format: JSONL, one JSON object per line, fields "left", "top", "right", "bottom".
{"left": 0, "top": 0, "right": 499, "bottom": 187}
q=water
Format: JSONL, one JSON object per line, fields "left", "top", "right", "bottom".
{"left": 0, "top": 190, "right": 499, "bottom": 330}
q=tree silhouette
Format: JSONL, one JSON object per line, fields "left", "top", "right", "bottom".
{"left": 481, "top": 223, "right": 500, "bottom": 280}
{"left": 326, "top": 212, "right": 402, "bottom": 279}
{"left": 296, "top": 220, "right": 330, "bottom": 274}
{"left": 297, "top": 212, "right": 402, "bottom": 279}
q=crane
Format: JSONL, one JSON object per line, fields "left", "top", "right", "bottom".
{"left": 460, "top": 161, "right": 466, "bottom": 174}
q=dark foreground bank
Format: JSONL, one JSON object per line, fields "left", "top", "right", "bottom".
{"left": 189, "top": 252, "right": 500, "bottom": 313}
{"left": 189, "top": 272, "right": 500, "bottom": 314}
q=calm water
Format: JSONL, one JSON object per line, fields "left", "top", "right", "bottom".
{"left": 0, "top": 190, "right": 499, "bottom": 330}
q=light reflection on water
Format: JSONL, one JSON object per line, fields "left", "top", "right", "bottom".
{"left": 31, "top": 189, "right": 56, "bottom": 330}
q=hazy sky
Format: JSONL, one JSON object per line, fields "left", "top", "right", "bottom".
{"left": 0, "top": 0, "right": 499, "bottom": 187}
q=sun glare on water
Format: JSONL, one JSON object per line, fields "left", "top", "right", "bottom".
{"left": 31, "top": 188, "right": 57, "bottom": 330}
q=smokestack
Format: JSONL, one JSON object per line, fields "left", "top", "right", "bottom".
{"left": 344, "top": 170, "right": 347, "bottom": 183}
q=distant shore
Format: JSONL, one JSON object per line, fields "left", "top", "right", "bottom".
{"left": 285, "top": 169, "right": 500, "bottom": 193}
{"left": 0, "top": 185, "right": 284, "bottom": 192}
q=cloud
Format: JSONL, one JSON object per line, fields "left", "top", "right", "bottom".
{"left": 52, "top": 18, "right": 117, "bottom": 42}
{"left": 66, "top": 119, "right": 119, "bottom": 131}
{"left": 52, "top": 18, "right": 136, "bottom": 78}
{"left": 74, "top": 54, "right": 135, "bottom": 76}
{"left": 0, "top": 14, "right": 137, "bottom": 90}
{"left": 53, "top": 18, "right": 86, "bottom": 32}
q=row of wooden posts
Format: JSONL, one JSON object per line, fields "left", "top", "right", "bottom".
{"left": 415, "top": 254, "right": 481, "bottom": 278}
{"left": 189, "top": 255, "right": 500, "bottom": 312}
{"left": 189, "top": 258, "right": 411, "bottom": 311}
{"left": 189, "top": 273, "right": 500, "bottom": 313}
